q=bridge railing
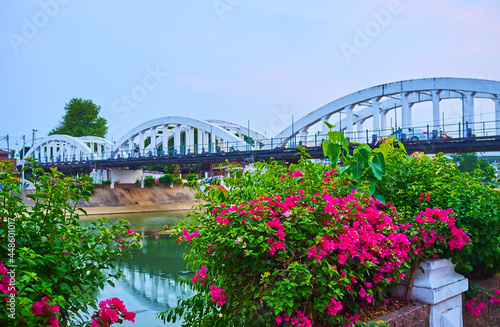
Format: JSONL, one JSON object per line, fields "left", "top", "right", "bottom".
{"left": 29, "top": 120, "right": 499, "bottom": 165}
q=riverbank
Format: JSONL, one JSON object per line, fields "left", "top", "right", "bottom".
{"left": 81, "top": 202, "right": 199, "bottom": 217}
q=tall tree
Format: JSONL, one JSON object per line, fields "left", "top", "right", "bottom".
{"left": 49, "top": 98, "right": 107, "bottom": 137}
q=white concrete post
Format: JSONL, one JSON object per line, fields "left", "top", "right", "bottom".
{"left": 300, "top": 129, "right": 307, "bottom": 146}
{"left": 431, "top": 90, "right": 441, "bottom": 134}
{"left": 139, "top": 131, "right": 145, "bottom": 157}
{"left": 203, "top": 131, "right": 209, "bottom": 153}
{"left": 174, "top": 125, "right": 181, "bottom": 155}
{"left": 185, "top": 127, "right": 191, "bottom": 154}
{"left": 195, "top": 128, "right": 200, "bottom": 154}
{"left": 380, "top": 110, "right": 388, "bottom": 137}
{"left": 128, "top": 137, "right": 133, "bottom": 157}
{"left": 152, "top": 126, "right": 157, "bottom": 155}
{"left": 210, "top": 131, "right": 216, "bottom": 152}
{"left": 346, "top": 105, "right": 355, "bottom": 140}
{"left": 401, "top": 92, "right": 412, "bottom": 135}
{"left": 356, "top": 121, "right": 364, "bottom": 143}
{"left": 372, "top": 97, "right": 381, "bottom": 137}
{"left": 493, "top": 97, "right": 500, "bottom": 135}
{"left": 463, "top": 92, "right": 475, "bottom": 132}
{"left": 411, "top": 259, "right": 468, "bottom": 327}
{"left": 163, "top": 125, "right": 169, "bottom": 155}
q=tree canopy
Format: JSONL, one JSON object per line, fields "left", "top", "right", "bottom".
{"left": 49, "top": 98, "right": 107, "bottom": 137}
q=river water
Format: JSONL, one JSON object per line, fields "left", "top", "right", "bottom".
{"left": 84, "top": 210, "right": 194, "bottom": 327}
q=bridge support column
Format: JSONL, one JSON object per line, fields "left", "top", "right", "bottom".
{"left": 431, "top": 90, "right": 441, "bottom": 135}
{"left": 372, "top": 97, "right": 381, "bottom": 139}
{"left": 185, "top": 127, "right": 192, "bottom": 154}
{"left": 380, "top": 110, "right": 388, "bottom": 137}
{"left": 162, "top": 125, "right": 169, "bottom": 155}
{"left": 356, "top": 121, "right": 364, "bottom": 143}
{"left": 139, "top": 131, "right": 145, "bottom": 157}
{"left": 300, "top": 129, "right": 307, "bottom": 147}
{"left": 211, "top": 132, "right": 216, "bottom": 153}
{"left": 494, "top": 97, "right": 500, "bottom": 135}
{"left": 401, "top": 92, "right": 413, "bottom": 136}
{"left": 151, "top": 127, "right": 157, "bottom": 156}
{"left": 174, "top": 125, "right": 181, "bottom": 155}
{"left": 194, "top": 128, "right": 200, "bottom": 154}
{"left": 127, "top": 137, "right": 133, "bottom": 157}
{"left": 463, "top": 92, "right": 475, "bottom": 133}
{"left": 346, "top": 105, "right": 355, "bottom": 140}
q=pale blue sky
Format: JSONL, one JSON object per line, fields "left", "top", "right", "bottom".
{"left": 1, "top": 0, "right": 499, "bottom": 148}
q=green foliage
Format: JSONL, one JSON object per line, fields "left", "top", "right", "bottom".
{"left": 144, "top": 175, "right": 156, "bottom": 187}
{"left": 159, "top": 173, "right": 174, "bottom": 185}
{"left": 173, "top": 177, "right": 182, "bottom": 184}
{"left": 321, "top": 123, "right": 403, "bottom": 202}
{"left": 186, "top": 173, "right": 198, "bottom": 183}
{"left": 164, "top": 165, "right": 181, "bottom": 175}
{"left": 101, "top": 179, "right": 112, "bottom": 185}
{"left": 49, "top": 98, "right": 107, "bottom": 137}
{"left": 78, "top": 174, "right": 94, "bottom": 195}
{"left": 378, "top": 148, "right": 500, "bottom": 276}
{"left": 0, "top": 159, "right": 141, "bottom": 325}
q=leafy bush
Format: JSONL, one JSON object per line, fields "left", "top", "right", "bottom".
{"left": 102, "top": 179, "right": 112, "bottom": 185}
{"left": 0, "top": 160, "right": 141, "bottom": 325}
{"left": 186, "top": 173, "right": 198, "bottom": 183}
{"left": 144, "top": 175, "right": 156, "bottom": 187}
{"left": 378, "top": 148, "right": 500, "bottom": 276}
{"left": 161, "top": 151, "right": 469, "bottom": 326}
{"left": 173, "top": 177, "right": 183, "bottom": 184}
{"left": 159, "top": 173, "right": 174, "bottom": 185}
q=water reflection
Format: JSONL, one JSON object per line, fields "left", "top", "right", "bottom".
{"left": 85, "top": 211, "right": 194, "bottom": 326}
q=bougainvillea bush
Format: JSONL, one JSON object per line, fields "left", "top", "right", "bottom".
{"left": 161, "top": 147, "right": 470, "bottom": 326}
{"left": 0, "top": 160, "right": 141, "bottom": 326}
{"left": 376, "top": 144, "right": 500, "bottom": 276}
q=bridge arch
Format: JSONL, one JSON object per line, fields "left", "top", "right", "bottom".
{"left": 114, "top": 116, "right": 249, "bottom": 157}
{"left": 276, "top": 78, "right": 500, "bottom": 145}
{"left": 24, "top": 134, "right": 109, "bottom": 163}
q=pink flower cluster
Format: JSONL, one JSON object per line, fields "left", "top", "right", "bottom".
{"left": 490, "top": 289, "right": 500, "bottom": 304}
{"left": 414, "top": 207, "right": 471, "bottom": 251}
{"left": 181, "top": 229, "right": 199, "bottom": 242}
{"left": 90, "top": 297, "right": 136, "bottom": 327}
{"left": 209, "top": 285, "right": 226, "bottom": 306}
{"left": 0, "top": 262, "right": 15, "bottom": 297}
{"left": 417, "top": 192, "right": 431, "bottom": 202}
{"left": 325, "top": 296, "right": 343, "bottom": 316}
{"left": 465, "top": 297, "right": 486, "bottom": 317}
{"left": 275, "top": 310, "right": 312, "bottom": 327}
{"left": 30, "top": 296, "right": 60, "bottom": 327}
{"left": 192, "top": 266, "right": 208, "bottom": 285}
{"left": 308, "top": 192, "right": 411, "bottom": 281}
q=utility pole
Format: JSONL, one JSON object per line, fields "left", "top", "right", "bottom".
{"left": 6, "top": 134, "right": 9, "bottom": 158}
{"left": 21, "top": 135, "right": 26, "bottom": 185}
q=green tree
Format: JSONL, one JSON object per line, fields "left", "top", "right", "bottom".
{"left": 49, "top": 98, "right": 107, "bottom": 137}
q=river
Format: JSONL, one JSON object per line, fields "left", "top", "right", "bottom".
{"left": 84, "top": 210, "right": 194, "bottom": 327}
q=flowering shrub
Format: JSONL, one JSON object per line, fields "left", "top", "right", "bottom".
{"left": 160, "top": 150, "right": 470, "bottom": 326}
{"left": 377, "top": 144, "right": 500, "bottom": 276}
{"left": 90, "top": 297, "right": 136, "bottom": 327}
{"left": 0, "top": 160, "right": 141, "bottom": 326}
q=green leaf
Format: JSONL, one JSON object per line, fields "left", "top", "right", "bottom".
{"left": 350, "top": 154, "right": 365, "bottom": 179}
{"left": 370, "top": 152, "right": 385, "bottom": 180}
{"left": 327, "top": 143, "right": 342, "bottom": 168}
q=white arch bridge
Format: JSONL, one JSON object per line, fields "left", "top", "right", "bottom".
{"left": 24, "top": 77, "right": 500, "bottom": 165}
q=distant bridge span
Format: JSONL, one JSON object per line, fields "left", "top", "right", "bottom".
{"left": 275, "top": 77, "right": 500, "bottom": 146}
